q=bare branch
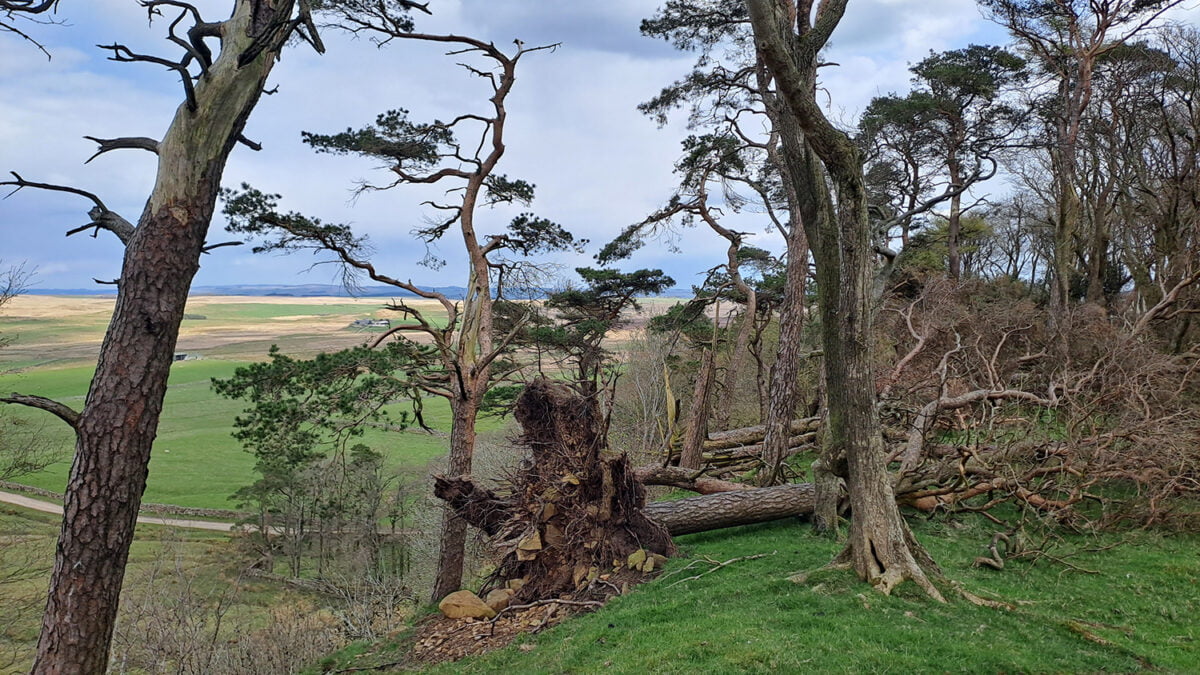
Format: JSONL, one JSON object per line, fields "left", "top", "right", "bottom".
{"left": 83, "top": 136, "right": 160, "bottom": 164}
{"left": 0, "top": 392, "right": 79, "bottom": 429}
{"left": 1, "top": 172, "right": 135, "bottom": 245}
{"left": 99, "top": 42, "right": 198, "bottom": 111}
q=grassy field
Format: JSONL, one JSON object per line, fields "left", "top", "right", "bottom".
{"left": 326, "top": 517, "right": 1200, "bottom": 673}
{"left": 0, "top": 295, "right": 473, "bottom": 509}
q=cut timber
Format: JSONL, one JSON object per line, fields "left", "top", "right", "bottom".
{"left": 633, "top": 466, "right": 751, "bottom": 495}
{"left": 644, "top": 483, "right": 815, "bottom": 535}
{"left": 702, "top": 417, "right": 821, "bottom": 451}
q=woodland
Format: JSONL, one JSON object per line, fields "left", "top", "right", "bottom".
{"left": 1, "top": 0, "right": 1199, "bottom": 672}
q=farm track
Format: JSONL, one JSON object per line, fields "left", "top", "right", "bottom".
{"left": 0, "top": 490, "right": 237, "bottom": 532}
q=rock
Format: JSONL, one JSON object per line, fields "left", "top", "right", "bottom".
{"left": 627, "top": 548, "right": 647, "bottom": 569}
{"left": 506, "top": 577, "right": 527, "bottom": 592}
{"left": 438, "top": 590, "right": 496, "bottom": 620}
{"left": 485, "top": 588, "right": 515, "bottom": 612}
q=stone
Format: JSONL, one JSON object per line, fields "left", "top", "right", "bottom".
{"left": 485, "top": 587, "right": 515, "bottom": 612}
{"left": 438, "top": 590, "right": 496, "bottom": 620}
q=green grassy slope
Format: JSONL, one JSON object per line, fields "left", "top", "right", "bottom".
{"left": 411, "top": 518, "right": 1199, "bottom": 673}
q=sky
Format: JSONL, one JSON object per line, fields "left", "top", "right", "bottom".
{"left": 0, "top": 1, "right": 1194, "bottom": 293}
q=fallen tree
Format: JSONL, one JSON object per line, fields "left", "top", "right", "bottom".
{"left": 436, "top": 379, "right": 674, "bottom": 604}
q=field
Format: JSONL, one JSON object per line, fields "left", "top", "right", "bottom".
{"left": 0, "top": 295, "right": 469, "bottom": 509}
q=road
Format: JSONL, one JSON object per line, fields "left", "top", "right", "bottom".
{"left": 0, "top": 490, "right": 238, "bottom": 532}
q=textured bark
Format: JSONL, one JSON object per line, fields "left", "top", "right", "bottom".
{"left": 643, "top": 483, "right": 815, "bottom": 535}
{"left": 746, "top": 0, "right": 943, "bottom": 600}
{"left": 33, "top": 3, "right": 299, "bottom": 670}
{"left": 633, "top": 465, "right": 752, "bottom": 494}
{"left": 438, "top": 473, "right": 814, "bottom": 538}
{"left": 679, "top": 345, "right": 716, "bottom": 469}
{"left": 431, "top": 391, "right": 482, "bottom": 600}
{"left": 758, "top": 64, "right": 813, "bottom": 486}
{"left": 704, "top": 417, "right": 819, "bottom": 450}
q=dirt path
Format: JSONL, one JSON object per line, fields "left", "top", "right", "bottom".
{"left": 0, "top": 490, "right": 237, "bottom": 532}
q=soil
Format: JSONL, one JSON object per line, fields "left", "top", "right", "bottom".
{"left": 407, "top": 603, "right": 579, "bottom": 665}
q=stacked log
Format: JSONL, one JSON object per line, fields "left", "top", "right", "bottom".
{"left": 663, "top": 417, "right": 821, "bottom": 467}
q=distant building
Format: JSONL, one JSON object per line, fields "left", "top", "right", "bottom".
{"left": 173, "top": 352, "right": 201, "bottom": 362}
{"left": 350, "top": 318, "right": 391, "bottom": 329}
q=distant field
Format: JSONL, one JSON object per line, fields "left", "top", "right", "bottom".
{"left": 0, "top": 294, "right": 449, "bottom": 370}
{"left": 0, "top": 296, "right": 474, "bottom": 510}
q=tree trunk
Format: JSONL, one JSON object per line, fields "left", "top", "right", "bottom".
{"left": 643, "top": 483, "right": 814, "bottom": 535}
{"left": 436, "top": 472, "right": 814, "bottom": 538}
{"left": 746, "top": 0, "right": 943, "bottom": 600}
{"left": 431, "top": 390, "right": 479, "bottom": 601}
{"left": 34, "top": 4, "right": 297, "bottom": 671}
{"left": 679, "top": 345, "right": 717, "bottom": 469}
{"left": 758, "top": 105, "right": 812, "bottom": 486}
{"left": 947, "top": 158, "right": 963, "bottom": 280}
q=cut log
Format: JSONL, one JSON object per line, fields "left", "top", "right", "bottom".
{"left": 633, "top": 466, "right": 752, "bottom": 495}
{"left": 644, "top": 483, "right": 815, "bottom": 535}
{"left": 701, "top": 417, "right": 821, "bottom": 451}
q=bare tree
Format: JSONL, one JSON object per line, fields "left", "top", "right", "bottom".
{"left": 0, "top": 0, "right": 401, "bottom": 668}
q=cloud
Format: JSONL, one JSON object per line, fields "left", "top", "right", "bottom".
{"left": 9, "top": 1, "right": 1195, "bottom": 292}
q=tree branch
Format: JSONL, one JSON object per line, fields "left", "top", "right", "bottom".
{"left": 0, "top": 393, "right": 79, "bottom": 429}
{"left": 83, "top": 136, "right": 160, "bottom": 164}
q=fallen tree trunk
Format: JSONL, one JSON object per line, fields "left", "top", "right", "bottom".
{"left": 643, "top": 483, "right": 815, "bottom": 535}
{"left": 438, "top": 472, "right": 815, "bottom": 537}
{"left": 700, "top": 417, "right": 821, "bottom": 451}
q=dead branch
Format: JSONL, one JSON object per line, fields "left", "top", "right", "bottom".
{"left": 83, "top": 136, "right": 160, "bottom": 163}
{"left": 662, "top": 551, "right": 776, "bottom": 588}
{"left": 0, "top": 392, "right": 80, "bottom": 428}
{"left": 2, "top": 172, "right": 134, "bottom": 245}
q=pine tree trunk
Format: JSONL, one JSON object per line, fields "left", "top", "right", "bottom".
{"left": 679, "top": 346, "right": 716, "bottom": 469}
{"left": 431, "top": 391, "right": 479, "bottom": 601}
{"left": 746, "top": 0, "right": 943, "bottom": 601}
{"left": 33, "top": 4, "right": 294, "bottom": 670}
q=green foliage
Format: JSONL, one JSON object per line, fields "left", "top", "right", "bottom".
{"left": 901, "top": 215, "right": 995, "bottom": 275}
{"left": 534, "top": 268, "right": 675, "bottom": 387}
{"left": 503, "top": 213, "right": 587, "bottom": 256}
{"left": 648, "top": 299, "right": 715, "bottom": 345}
{"left": 213, "top": 342, "right": 432, "bottom": 467}
{"left": 221, "top": 183, "right": 364, "bottom": 257}
{"left": 301, "top": 108, "right": 450, "bottom": 170}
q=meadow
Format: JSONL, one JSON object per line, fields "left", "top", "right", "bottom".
{"left": 0, "top": 295, "right": 470, "bottom": 509}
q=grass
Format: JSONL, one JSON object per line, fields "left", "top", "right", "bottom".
{"left": 0, "top": 358, "right": 478, "bottom": 510}
{"left": 326, "top": 515, "right": 1200, "bottom": 673}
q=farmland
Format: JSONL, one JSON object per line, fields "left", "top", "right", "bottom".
{"left": 0, "top": 295, "right": 467, "bottom": 509}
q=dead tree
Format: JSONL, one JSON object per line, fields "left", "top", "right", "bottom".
{"left": 0, "top": 1, "right": 359, "bottom": 670}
